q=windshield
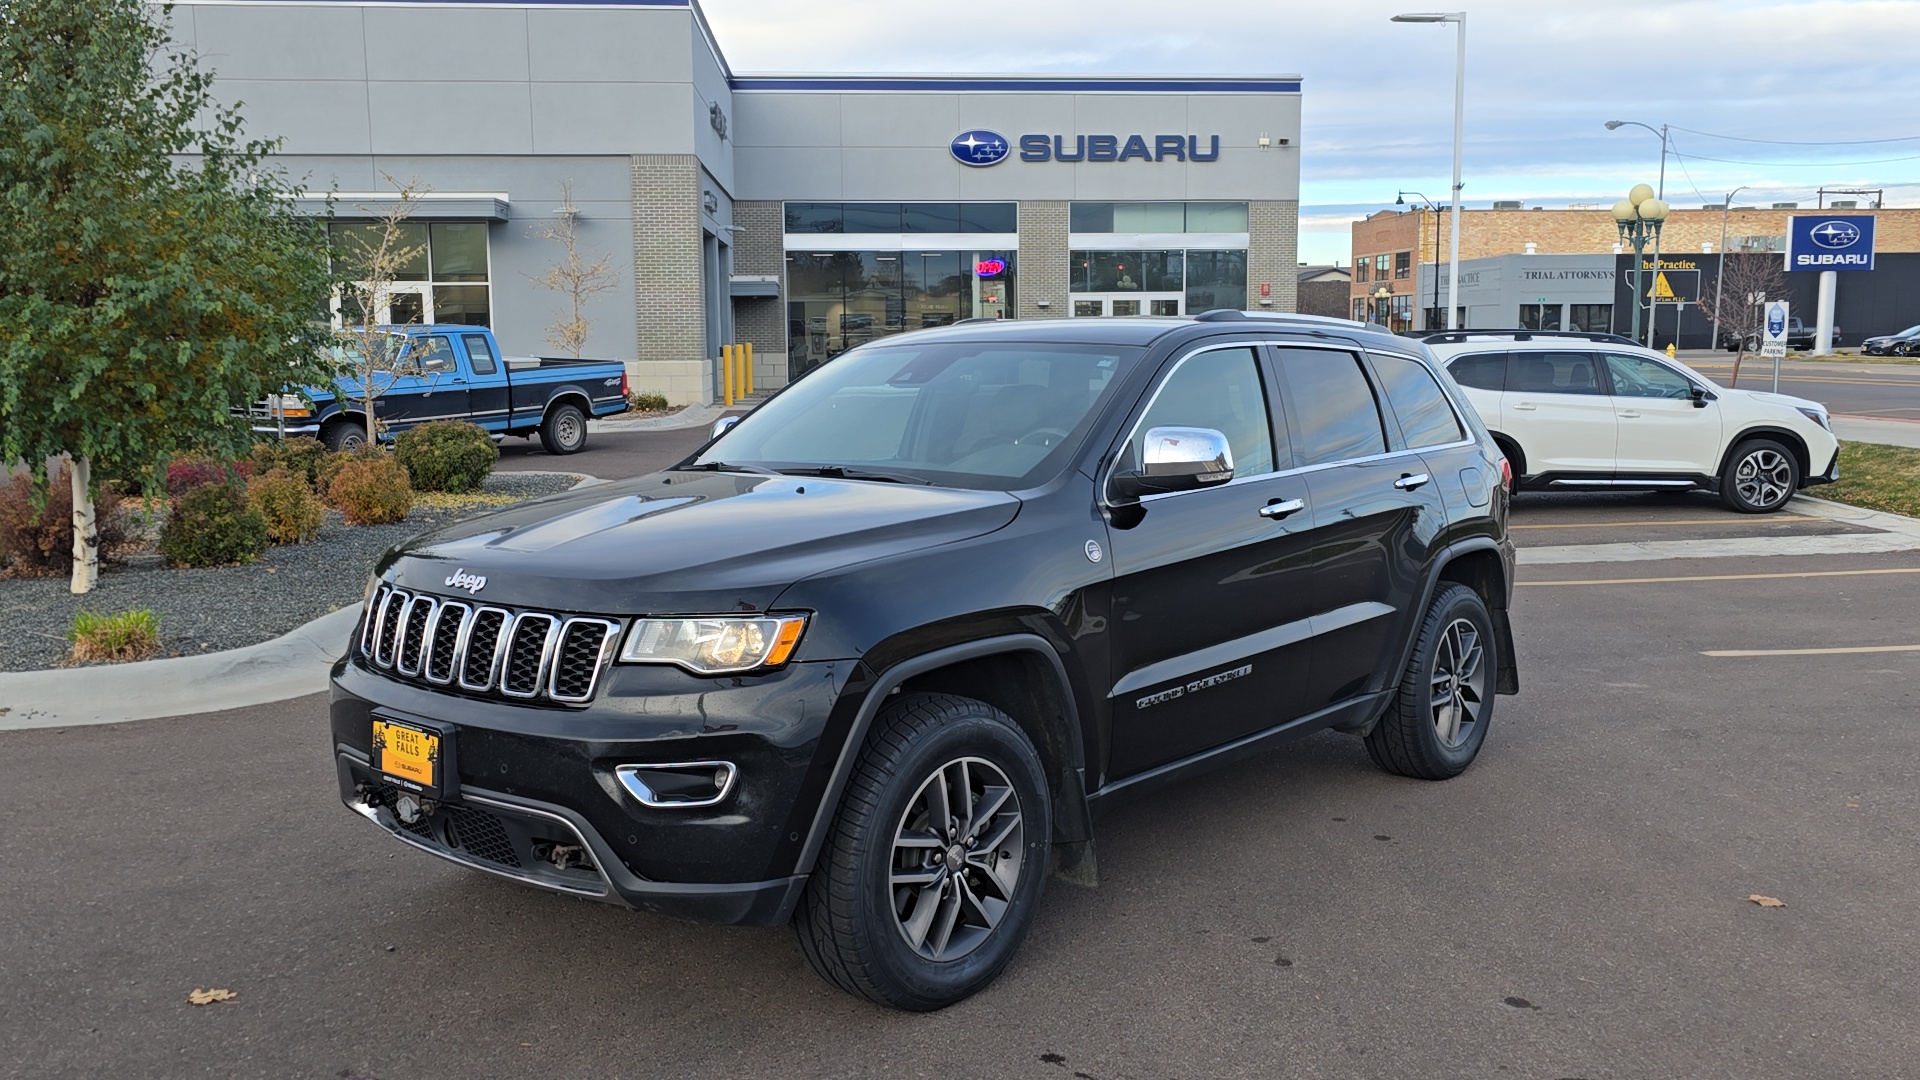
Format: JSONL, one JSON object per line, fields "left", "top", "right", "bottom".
{"left": 694, "top": 340, "right": 1142, "bottom": 489}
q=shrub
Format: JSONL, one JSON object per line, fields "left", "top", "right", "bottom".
{"left": 0, "top": 467, "right": 129, "bottom": 577}
{"left": 68, "top": 609, "right": 162, "bottom": 664}
{"left": 247, "top": 468, "right": 325, "bottom": 545}
{"left": 393, "top": 420, "right": 498, "bottom": 494}
{"left": 165, "top": 453, "right": 251, "bottom": 497}
{"left": 315, "top": 446, "right": 388, "bottom": 506}
{"left": 628, "top": 390, "right": 670, "bottom": 412}
{"left": 158, "top": 482, "right": 268, "bottom": 567}
{"left": 249, "top": 437, "right": 328, "bottom": 490}
{"left": 328, "top": 456, "right": 413, "bottom": 525}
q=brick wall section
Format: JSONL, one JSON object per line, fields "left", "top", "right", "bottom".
{"left": 631, "top": 154, "right": 708, "bottom": 405}
{"left": 730, "top": 200, "right": 789, "bottom": 389}
{"left": 1297, "top": 279, "right": 1350, "bottom": 318}
{"left": 1017, "top": 201, "right": 1069, "bottom": 319}
{"left": 1349, "top": 208, "right": 1428, "bottom": 316}
{"left": 1248, "top": 200, "right": 1299, "bottom": 313}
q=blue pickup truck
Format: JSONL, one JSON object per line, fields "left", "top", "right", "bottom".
{"left": 255, "top": 326, "right": 629, "bottom": 455}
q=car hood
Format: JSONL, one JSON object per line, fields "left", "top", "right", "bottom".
{"left": 378, "top": 471, "right": 1022, "bottom": 614}
{"left": 1733, "top": 388, "right": 1826, "bottom": 415}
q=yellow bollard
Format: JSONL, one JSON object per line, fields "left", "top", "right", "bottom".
{"left": 722, "top": 345, "right": 735, "bottom": 407}
{"left": 744, "top": 341, "right": 755, "bottom": 396}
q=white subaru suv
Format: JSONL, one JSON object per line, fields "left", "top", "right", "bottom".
{"left": 1423, "top": 331, "right": 1838, "bottom": 513}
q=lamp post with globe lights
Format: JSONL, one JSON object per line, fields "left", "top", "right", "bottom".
{"left": 1613, "top": 185, "right": 1669, "bottom": 347}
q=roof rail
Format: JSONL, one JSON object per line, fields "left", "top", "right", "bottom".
{"left": 1193, "top": 310, "right": 1371, "bottom": 329}
{"left": 1417, "top": 328, "right": 1637, "bottom": 346}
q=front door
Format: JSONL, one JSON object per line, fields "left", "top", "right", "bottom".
{"left": 1104, "top": 343, "right": 1316, "bottom": 778}
{"left": 1071, "top": 294, "right": 1183, "bottom": 318}
{"left": 1499, "top": 349, "right": 1617, "bottom": 477}
{"left": 1600, "top": 351, "right": 1724, "bottom": 475}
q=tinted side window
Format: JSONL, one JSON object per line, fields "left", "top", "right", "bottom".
{"left": 1372, "top": 355, "right": 1465, "bottom": 448}
{"left": 1509, "top": 350, "right": 1603, "bottom": 395}
{"left": 461, "top": 333, "right": 498, "bottom": 375}
{"left": 1446, "top": 352, "right": 1508, "bottom": 392}
{"left": 1133, "top": 346, "right": 1275, "bottom": 477}
{"left": 1602, "top": 352, "right": 1693, "bottom": 399}
{"left": 1274, "top": 348, "right": 1388, "bottom": 466}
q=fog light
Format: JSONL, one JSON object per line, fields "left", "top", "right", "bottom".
{"left": 616, "top": 762, "right": 737, "bottom": 809}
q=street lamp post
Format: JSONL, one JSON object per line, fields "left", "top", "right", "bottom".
{"left": 1612, "top": 185, "right": 1669, "bottom": 347}
{"left": 1606, "top": 120, "right": 1670, "bottom": 346}
{"left": 1392, "top": 12, "right": 1466, "bottom": 330}
{"left": 1373, "top": 286, "right": 1392, "bottom": 327}
{"left": 1398, "top": 190, "right": 1444, "bottom": 330}
{"left": 1711, "top": 185, "right": 1749, "bottom": 360}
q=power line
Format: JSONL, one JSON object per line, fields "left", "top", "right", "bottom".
{"left": 1668, "top": 147, "right": 1920, "bottom": 168}
{"left": 1670, "top": 125, "right": 1920, "bottom": 147}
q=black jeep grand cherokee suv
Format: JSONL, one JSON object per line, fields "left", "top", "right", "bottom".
{"left": 332, "top": 312, "right": 1519, "bottom": 1010}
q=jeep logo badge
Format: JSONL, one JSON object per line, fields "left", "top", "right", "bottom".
{"left": 445, "top": 569, "right": 487, "bottom": 594}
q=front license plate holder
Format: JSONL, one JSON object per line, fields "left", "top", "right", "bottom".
{"left": 371, "top": 715, "right": 455, "bottom": 799}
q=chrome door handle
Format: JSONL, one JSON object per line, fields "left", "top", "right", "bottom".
{"left": 1394, "top": 473, "right": 1432, "bottom": 491}
{"left": 1259, "top": 498, "right": 1306, "bottom": 520}
{"left": 1511, "top": 402, "right": 1537, "bottom": 411}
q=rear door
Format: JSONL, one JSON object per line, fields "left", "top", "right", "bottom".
{"left": 1103, "top": 341, "right": 1318, "bottom": 778}
{"left": 1440, "top": 350, "right": 1508, "bottom": 432}
{"left": 1499, "top": 349, "right": 1616, "bottom": 477}
{"left": 1601, "top": 351, "right": 1723, "bottom": 475}
{"left": 1272, "top": 345, "right": 1450, "bottom": 710}
{"left": 459, "top": 332, "right": 512, "bottom": 433}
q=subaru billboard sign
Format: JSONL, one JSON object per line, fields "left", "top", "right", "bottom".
{"left": 1788, "top": 215, "right": 1875, "bottom": 271}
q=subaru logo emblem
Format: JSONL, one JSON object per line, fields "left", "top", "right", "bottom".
{"left": 950, "top": 130, "right": 1010, "bottom": 167}
{"left": 1809, "top": 220, "right": 1861, "bottom": 249}
{"left": 445, "top": 568, "right": 487, "bottom": 594}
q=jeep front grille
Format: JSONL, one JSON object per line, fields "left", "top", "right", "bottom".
{"left": 362, "top": 585, "right": 619, "bottom": 706}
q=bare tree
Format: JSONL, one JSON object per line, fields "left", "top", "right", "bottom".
{"left": 1697, "top": 253, "right": 1787, "bottom": 387}
{"left": 527, "top": 181, "right": 616, "bottom": 357}
{"left": 327, "top": 175, "right": 432, "bottom": 447}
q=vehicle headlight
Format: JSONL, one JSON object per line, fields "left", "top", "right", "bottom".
{"left": 618, "top": 615, "right": 808, "bottom": 674}
{"left": 1795, "top": 406, "right": 1831, "bottom": 431}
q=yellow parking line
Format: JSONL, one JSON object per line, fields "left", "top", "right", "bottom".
{"left": 1703, "top": 644, "right": 1920, "bottom": 657}
{"left": 1512, "top": 516, "right": 1817, "bottom": 530}
{"left": 1519, "top": 567, "right": 1920, "bottom": 587}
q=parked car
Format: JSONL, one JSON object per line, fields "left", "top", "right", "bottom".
{"left": 1425, "top": 329, "right": 1838, "bottom": 513}
{"left": 332, "top": 311, "right": 1519, "bottom": 1010}
{"left": 254, "top": 326, "right": 629, "bottom": 454}
{"left": 1861, "top": 324, "right": 1920, "bottom": 356}
{"left": 1721, "top": 316, "right": 1842, "bottom": 353}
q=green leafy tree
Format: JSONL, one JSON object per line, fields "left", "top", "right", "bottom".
{"left": 0, "top": 0, "right": 337, "bottom": 593}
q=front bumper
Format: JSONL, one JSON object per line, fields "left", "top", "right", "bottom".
{"left": 251, "top": 421, "right": 322, "bottom": 436}
{"left": 1805, "top": 445, "right": 1841, "bottom": 487}
{"left": 330, "top": 654, "right": 856, "bottom": 926}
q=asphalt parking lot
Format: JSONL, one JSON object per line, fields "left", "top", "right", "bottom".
{"left": 4, "top": 489, "right": 1917, "bottom": 1079}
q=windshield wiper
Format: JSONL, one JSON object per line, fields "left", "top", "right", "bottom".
{"left": 687, "top": 461, "right": 782, "bottom": 476}
{"left": 778, "top": 465, "right": 931, "bottom": 485}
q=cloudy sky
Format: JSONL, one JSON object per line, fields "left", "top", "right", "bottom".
{"left": 702, "top": 0, "right": 1920, "bottom": 264}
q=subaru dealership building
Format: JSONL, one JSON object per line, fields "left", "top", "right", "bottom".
{"left": 170, "top": 0, "right": 1303, "bottom": 404}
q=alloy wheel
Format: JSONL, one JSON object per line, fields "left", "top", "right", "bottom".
{"left": 1734, "top": 447, "right": 1793, "bottom": 509}
{"left": 889, "top": 757, "right": 1025, "bottom": 962}
{"left": 1429, "top": 618, "right": 1487, "bottom": 748}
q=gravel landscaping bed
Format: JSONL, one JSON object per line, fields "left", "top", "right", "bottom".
{"left": 0, "top": 471, "right": 582, "bottom": 672}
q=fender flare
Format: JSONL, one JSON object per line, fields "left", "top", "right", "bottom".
{"left": 791, "top": 634, "right": 1093, "bottom": 883}
{"left": 1717, "top": 425, "right": 1812, "bottom": 480}
{"left": 1356, "top": 537, "right": 1519, "bottom": 729}
{"left": 541, "top": 388, "right": 595, "bottom": 424}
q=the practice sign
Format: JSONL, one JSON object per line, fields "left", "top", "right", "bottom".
{"left": 1787, "top": 215, "right": 1875, "bottom": 271}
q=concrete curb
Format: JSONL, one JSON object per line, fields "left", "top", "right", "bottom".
{"left": 1517, "top": 493, "right": 1920, "bottom": 566}
{"left": 0, "top": 604, "right": 361, "bottom": 731}
{"left": 590, "top": 402, "right": 730, "bottom": 432}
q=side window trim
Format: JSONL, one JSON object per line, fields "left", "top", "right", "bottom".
{"left": 1103, "top": 339, "right": 1284, "bottom": 501}
{"left": 461, "top": 332, "right": 499, "bottom": 376}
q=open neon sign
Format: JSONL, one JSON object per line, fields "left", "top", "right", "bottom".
{"left": 975, "top": 259, "right": 1006, "bottom": 278}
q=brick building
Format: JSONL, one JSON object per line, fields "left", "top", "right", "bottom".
{"left": 1353, "top": 204, "right": 1920, "bottom": 333}
{"left": 174, "top": 0, "right": 1304, "bottom": 405}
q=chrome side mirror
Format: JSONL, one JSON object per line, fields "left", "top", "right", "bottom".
{"left": 1112, "top": 426, "right": 1234, "bottom": 499}
{"left": 710, "top": 415, "right": 740, "bottom": 441}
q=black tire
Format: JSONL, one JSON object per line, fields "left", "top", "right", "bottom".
{"left": 540, "top": 403, "right": 588, "bottom": 455}
{"left": 323, "top": 419, "right": 368, "bottom": 452}
{"left": 793, "top": 692, "right": 1050, "bottom": 1011}
{"left": 1719, "top": 437, "right": 1800, "bottom": 514}
{"left": 1365, "top": 583, "right": 1496, "bottom": 781}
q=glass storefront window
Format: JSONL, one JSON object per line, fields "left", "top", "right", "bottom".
{"left": 958, "top": 203, "right": 1017, "bottom": 233}
{"left": 330, "top": 221, "right": 429, "bottom": 281}
{"left": 329, "top": 220, "right": 489, "bottom": 327}
{"left": 1184, "top": 250, "right": 1247, "bottom": 313}
{"left": 1184, "top": 202, "right": 1249, "bottom": 231}
{"left": 430, "top": 223, "right": 489, "bottom": 282}
{"left": 1111, "top": 203, "right": 1185, "bottom": 232}
{"left": 785, "top": 202, "right": 1016, "bottom": 235}
{"left": 1071, "top": 250, "right": 1183, "bottom": 292}
{"left": 1069, "top": 202, "right": 1249, "bottom": 233}
{"left": 1568, "top": 304, "right": 1613, "bottom": 332}
{"left": 1519, "top": 303, "right": 1563, "bottom": 331}
{"left": 786, "top": 249, "right": 1015, "bottom": 376}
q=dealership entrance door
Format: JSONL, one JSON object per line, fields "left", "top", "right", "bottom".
{"left": 1071, "top": 293, "right": 1182, "bottom": 317}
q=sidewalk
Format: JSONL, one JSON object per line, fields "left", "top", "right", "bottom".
{"left": 1833, "top": 414, "right": 1920, "bottom": 449}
